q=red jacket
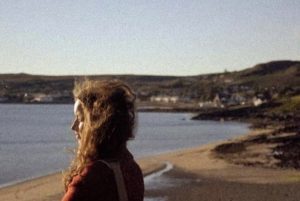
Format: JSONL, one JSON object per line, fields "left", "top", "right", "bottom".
{"left": 61, "top": 149, "right": 144, "bottom": 201}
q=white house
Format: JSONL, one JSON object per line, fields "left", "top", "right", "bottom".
{"left": 252, "top": 97, "right": 264, "bottom": 106}
{"left": 150, "top": 96, "right": 179, "bottom": 103}
{"left": 31, "top": 94, "right": 54, "bottom": 103}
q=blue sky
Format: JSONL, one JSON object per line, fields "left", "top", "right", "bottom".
{"left": 0, "top": 0, "right": 299, "bottom": 76}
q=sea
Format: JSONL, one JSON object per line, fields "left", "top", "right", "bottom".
{"left": 0, "top": 104, "right": 250, "bottom": 188}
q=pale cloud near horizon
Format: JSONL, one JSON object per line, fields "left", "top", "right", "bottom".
{"left": 0, "top": 0, "right": 299, "bottom": 76}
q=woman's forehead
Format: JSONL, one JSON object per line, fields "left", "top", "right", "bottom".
{"left": 74, "top": 99, "right": 83, "bottom": 114}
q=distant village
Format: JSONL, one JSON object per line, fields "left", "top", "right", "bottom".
{"left": 1, "top": 83, "right": 295, "bottom": 110}
{"left": 0, "top": 60, "right": 298, "bottom": 111}
{"left": 0, "top": 90, "right": 73, "bottom": 104}
{"left": 136, "top": 85, "right": 282, "bottom": 109}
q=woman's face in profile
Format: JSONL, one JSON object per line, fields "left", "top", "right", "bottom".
{"left": 71, "top": 99, "right": 84, "bottom": 142}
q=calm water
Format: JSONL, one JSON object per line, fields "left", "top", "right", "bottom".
{"left": 0, "top": 104, "right": 249, "bottom": 187}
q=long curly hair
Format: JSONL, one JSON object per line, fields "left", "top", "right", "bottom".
{"left": 63, "top": 79, "right": 136, "bottom": 190}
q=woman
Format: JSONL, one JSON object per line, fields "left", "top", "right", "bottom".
{"left": 62, "top": 80, "right": 144, "bottom": 201}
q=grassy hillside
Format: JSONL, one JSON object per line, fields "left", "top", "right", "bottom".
{"left": 0, "top": 60, "right": 299, "bottom": 103}
{"left": 234, "top": 60, "right": 300, "bottom": 89}
{"left": 272, "top": 95, "right": 300, "bottom": 114}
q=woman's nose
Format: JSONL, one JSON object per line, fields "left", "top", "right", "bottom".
{"left": 71, "top": 119, "right": 78, "bottom": 131}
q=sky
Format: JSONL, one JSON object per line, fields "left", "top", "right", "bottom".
{"left": 0, "top": 0, "right": 299, "bottom": 76}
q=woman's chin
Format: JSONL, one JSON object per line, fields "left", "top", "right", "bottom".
{"left": 75, "top": 134, "right": 81, "bottom": 141}
{"left": 77, "top": 138, "right": 81, "bottom": 148}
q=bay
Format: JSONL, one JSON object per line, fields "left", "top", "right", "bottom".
{"left": 0, "top": 104, "right": 249, "bottom": 187}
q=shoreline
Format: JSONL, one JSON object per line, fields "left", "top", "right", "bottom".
{"left": 0, "top": 103, "right": 201, "bottom": 113}
{"left": 151, "top": 128, "right": 300, "bottom": 183}
{"left": 0, "top": 171, "right": 62, "bottom": 190}
{"left": 1, "top": 127, "right": 300, "bottom": 201}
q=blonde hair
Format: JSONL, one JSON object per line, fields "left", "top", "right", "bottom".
{"left": 63, "top": 79, "right": 136, "bottom": 190}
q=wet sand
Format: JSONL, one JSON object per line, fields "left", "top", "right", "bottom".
{"left": 1, "top": 128, "right": 300, "bottom": 201}
{"left": 146, "top": 168, "right": 300, "bottom": 201}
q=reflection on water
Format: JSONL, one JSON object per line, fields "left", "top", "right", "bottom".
{"left": 144, "top": 162, "right": 173, "bottom": 184}
{"left": 144, "top": 197, "right": 167, "bottom": 201}
{"left": 146, "top": 173, "right": 197, "bottom": 190}
{"left": 144, "top": 161, "right": 199, "bottom": 201}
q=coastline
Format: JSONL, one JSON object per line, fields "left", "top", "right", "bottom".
{"left": 1, "top": 128, "right": 300, "bottom": 201}
{"left": 150, "top": 128, "right": 300, "bottom": 183}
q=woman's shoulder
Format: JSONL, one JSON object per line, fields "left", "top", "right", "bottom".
{"left": 63, "top": 161, "right": 119, "bottom": 201}
{"left": 70, "top": 161, "right": 114, "bottom": 187}
{"left": 84, "top": 160, "right": 113, "bottom": 173}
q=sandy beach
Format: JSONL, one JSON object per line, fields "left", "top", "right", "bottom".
{"left": 1, "top": 128, "right": 300, "bottom": 201}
